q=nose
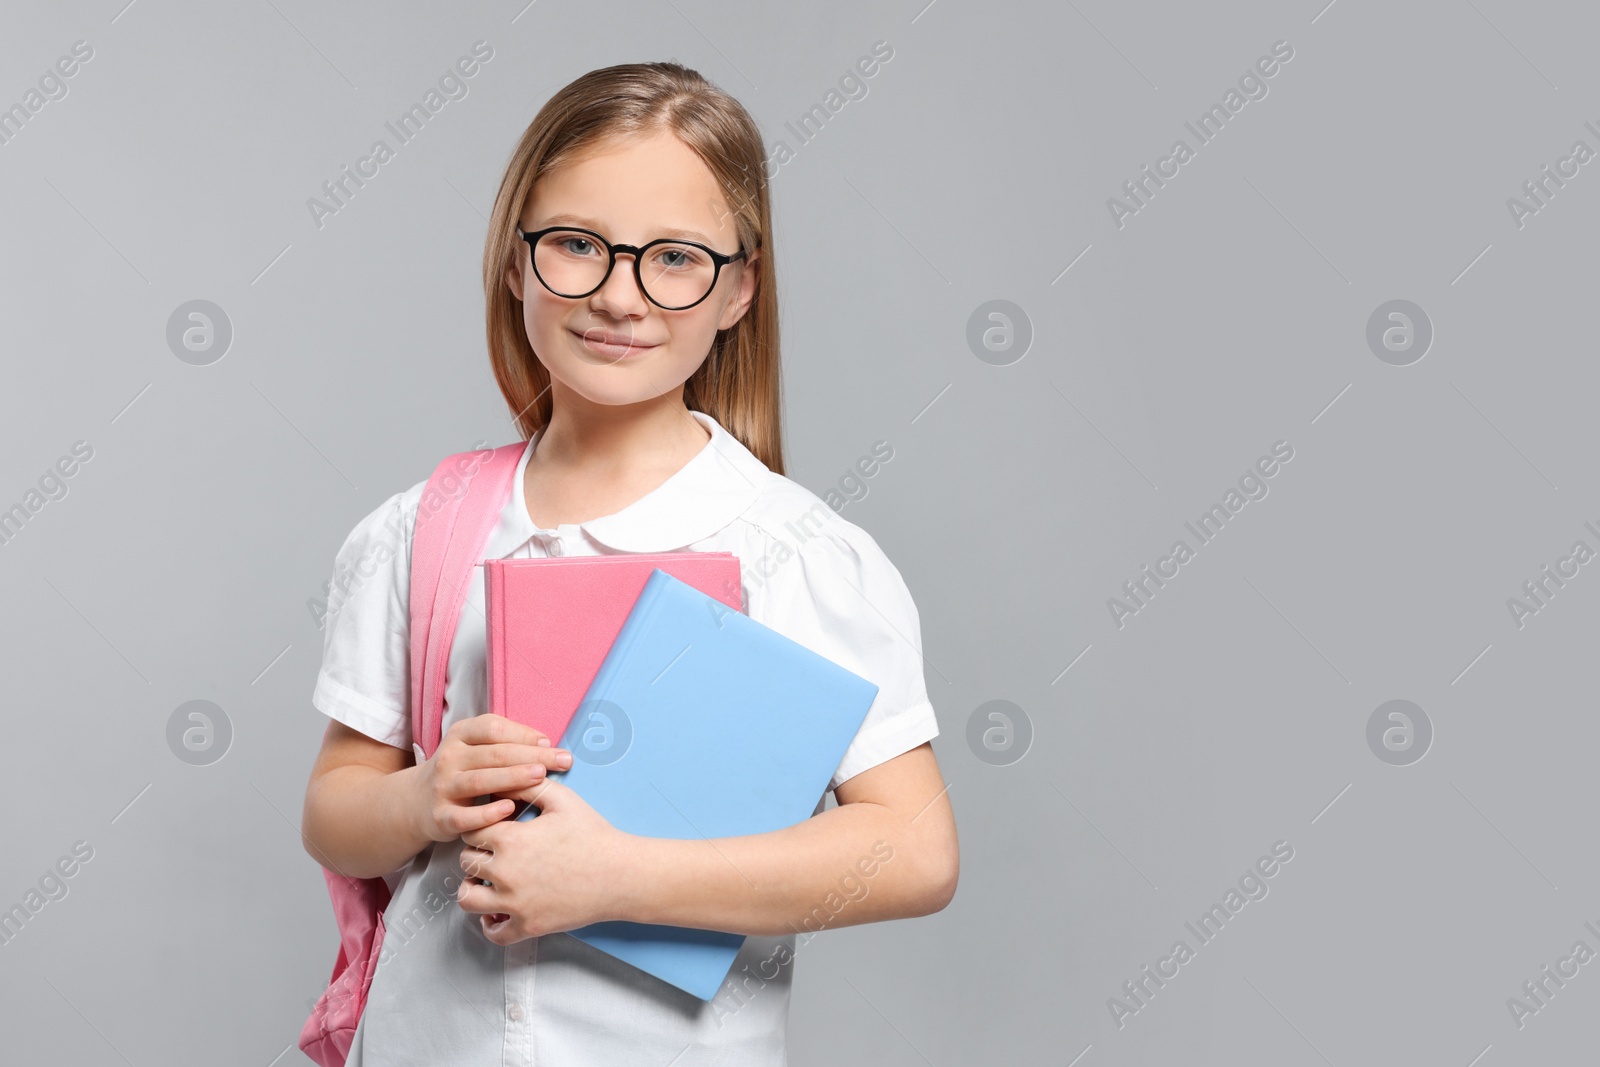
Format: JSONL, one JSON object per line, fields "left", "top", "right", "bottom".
{"left": 590, "top": 250, "right": 650, "bottom": 314}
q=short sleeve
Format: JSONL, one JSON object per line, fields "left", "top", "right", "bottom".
{"left": 310, "top": 484, "right": 421, "bottom": 751}
{"left": 760, "top": 516, "right": 941, "bottom": 791}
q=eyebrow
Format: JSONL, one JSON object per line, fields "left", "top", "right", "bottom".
{"left": 536, "top": 213, "right": 718, "bottom": 244}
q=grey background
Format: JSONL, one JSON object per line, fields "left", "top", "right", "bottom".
{"left": 1, "top": 1, "right": 1596, "bottom": 1064}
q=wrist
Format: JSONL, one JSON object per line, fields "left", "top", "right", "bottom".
{"left": 612, "top": 832, "right": 667, "bottom": 925}
{"left": 397, "top": 761, "right": 437, "bottom": 846}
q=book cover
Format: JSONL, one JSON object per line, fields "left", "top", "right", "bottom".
{"left": 483, "top": 552, "right": 743, "bottom": 746}
{"left": 517, "top": 567, "right": 880, "bottom": 1000}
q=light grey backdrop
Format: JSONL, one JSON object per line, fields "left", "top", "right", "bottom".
{"left": 2, "top": 1, "right": 1597, "bottom": 1064}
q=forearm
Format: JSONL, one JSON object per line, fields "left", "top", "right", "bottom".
{"left": 302, "top": 763, "right": 433, "bottom": 880}
{"left": 620, "top": 800, "right": 951, "bottom": 937}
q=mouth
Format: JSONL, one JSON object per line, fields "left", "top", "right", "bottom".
{"left": 571, "top": 328, "right": 659, "bottom": 360}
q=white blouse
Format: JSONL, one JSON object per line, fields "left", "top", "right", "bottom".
{"left": 311, "top": 408, "right": 941, "bottom": 1066}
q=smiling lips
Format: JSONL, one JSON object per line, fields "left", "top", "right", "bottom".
{"left": 573, "top": 329, "right": 658, "bottom": 358}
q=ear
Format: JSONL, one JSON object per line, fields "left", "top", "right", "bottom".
{"left": 717, "top": 250, "right": 760, "bottom": 332}
{"left": 504, "top": 247, "right": 527, "bottom": 303}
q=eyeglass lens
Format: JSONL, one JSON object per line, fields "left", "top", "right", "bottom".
{"left": 533, "top": 230, "right": 721, "bottom": 308}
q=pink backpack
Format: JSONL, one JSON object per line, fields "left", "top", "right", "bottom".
{"left": 299, "top": 440, "right": 528, "bottom": 1067}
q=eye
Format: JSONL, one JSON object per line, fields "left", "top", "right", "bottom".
{"left": 652, "top": 244, "right": 707, "bottom": 272}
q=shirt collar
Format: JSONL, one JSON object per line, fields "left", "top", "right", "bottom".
{"left": 503, "top": 409, "right": 769, "bottom": 554}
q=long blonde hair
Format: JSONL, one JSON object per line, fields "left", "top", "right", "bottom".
{"left": 482, "top": 61, "right": 784, "bottom": 475}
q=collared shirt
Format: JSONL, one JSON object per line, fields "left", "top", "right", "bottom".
{"left": 312, "top": 409, "right": 941, "bottom": 1066}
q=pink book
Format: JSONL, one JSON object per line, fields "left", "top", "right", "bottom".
{"left": 483, "top": 552, "right": 744, "bottom": 744}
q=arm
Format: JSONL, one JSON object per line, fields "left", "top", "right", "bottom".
{"left": 626, "top": 742, "right": 958, "bottom": 936}
{"left": 301, "top": 721, "right": 429, "bottom": 879}
{"left": 301, "top": 717, "right": 571, "bottom": 880}
{"left": 459, "top": 741, "right": 958, "bottom": 939}
{"left": 457, "top": 526, "right": 957, "bottom": 941}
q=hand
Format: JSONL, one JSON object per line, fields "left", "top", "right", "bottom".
{"left": 412, "top": 715, "right": 573, "bottom": 844}
{"left": 455, "top": 778, "right": 638, "bottom": 945}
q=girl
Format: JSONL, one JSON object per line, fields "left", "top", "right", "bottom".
{"left": 301, "top": 61, "right": 958, "bottom": 1066}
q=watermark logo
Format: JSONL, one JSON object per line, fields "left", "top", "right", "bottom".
{"left": 1506, "top": 920, "right": 1600, "bottom": 1029}
{"left": 0, "top": 440, "right": 95, "bottom": 548}
{"left": 0, "top": 840, "right": 95, "bottom": 947}
{"left": 1109, "top": 441, "right": 1294, "bottom": 629}
{"left": 1108, "top": 840, "right": 1295, "bottom": 1029}
{"left": 823, "top": 440, "right": 894, "bottom": 512}
{"left": 1107, "top": 39, "right": 1295, "bottom": 229}
{"left": 1506, "top": 520, "right": 1600, "bottom": 629}
{"left": 966, "top": 699, "right": 1033, "bottom": 766}
{"left": 966, "top": 299, "right": 1032, "bottom": 366}
{"left": 1506, "top": 120, "right": 1600, "bottom": 230}
{"left": 307, "top": 41, "right": 494, "bottom": 230}
{"left": 166, "top": 300, "right": 233, "bottom": 366}
{"left": 565, "top": 698, "right": 632, "bottom": 766}
{"left": 710, "top": 840, "right": 896, "bottom": 1028}
{"left": 309, "top": 440, "right": 493, "bottom": 631}
{"left": 763, "top": 41, "right": 894, "bottom": 179}
{"left": 0, "top": 40, "right": 94, "bottom": 149}
{"left": 1365, "top": 699, "right": 1431, "bottom": 766}
{"left": 1365, "top": 299, "right": 1432, "bottom": 366}
{"left": 167, "top": 699, "right": 233, "bottom": 766}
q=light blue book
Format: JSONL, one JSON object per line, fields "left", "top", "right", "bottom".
{"left": 511, "top": 566, "right": 880, "bottom": 999}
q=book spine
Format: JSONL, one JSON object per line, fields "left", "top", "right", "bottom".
{"left": 485, "top": 563, "right": 502, "bottom": 716}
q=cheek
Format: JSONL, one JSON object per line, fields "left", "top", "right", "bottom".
{"left": 669, "top": 314, "right": 724, "bottom": 368}
{"left": 524, "top": 290, "right": 563, "bottom": 340}
{"left": 524, "top": 297, "right": 585, "bottom": 370}
{"left": 661, "top": 343, "right": 709, "bottom": 381}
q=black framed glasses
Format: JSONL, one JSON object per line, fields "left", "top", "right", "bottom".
{"left": 515, "top": 225, "right": 747, "bottom": 311}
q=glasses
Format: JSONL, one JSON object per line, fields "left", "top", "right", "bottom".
{"left": 515, "top": 225, "right": 747, "bottom": 311}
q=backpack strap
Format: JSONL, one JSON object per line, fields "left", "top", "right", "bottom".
{"left": 408, "top": 441, "right": 528, "bottom": 761}
{"left": 300, "top": 440, "right": 526, "bottom": 1067}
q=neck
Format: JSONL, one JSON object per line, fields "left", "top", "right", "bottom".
{"left": 535, "top": 382, "right": 710, "bottom": 472}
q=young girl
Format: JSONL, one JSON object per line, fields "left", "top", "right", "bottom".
{"left": 302, "top": 61, "right": 958, "bottom": 1065}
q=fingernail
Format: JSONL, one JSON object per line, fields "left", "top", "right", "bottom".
{"left": 556, "top": 752, "right": 572, "bottom": 768}
{"left": 537, "top": 737, "right": 551, "bottom": 746}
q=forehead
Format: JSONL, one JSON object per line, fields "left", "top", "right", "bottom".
{"left": 525, "top": 130, "right": 738, "bottom": 244}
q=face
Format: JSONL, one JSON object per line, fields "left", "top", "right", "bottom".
{"left": 505, "top": 129, "right": 760, "bottom": 411}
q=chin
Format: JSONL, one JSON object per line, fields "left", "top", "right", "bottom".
{"left": 549, "top": 366, "right": 690, "bottom": 409}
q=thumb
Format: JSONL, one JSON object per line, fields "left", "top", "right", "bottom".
{"left": 523, "top": 776, "right": 578, "bottom": 813}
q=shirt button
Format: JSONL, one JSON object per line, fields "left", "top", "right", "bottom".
{"left": 546, "top": 538, "right": 563, "bottom": 557}
{"left": 508, "top": 1002, "right": 523, "bottom": 1021}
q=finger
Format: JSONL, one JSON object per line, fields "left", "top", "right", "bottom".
{"left": 459, "top": 821, "right": 506, "bottom": 850}
{"left": 441, "top": 798, "right": 516, "bottom": 837}
{"left": 458, "top": 844, "right": 494, "bottom": 881}
{"left": 520, "top": 777, "right": 575, "bottom": 812}
{"left": 451, "top": 714, "right": 552, "bottom": 749}
{"left": 455, "top": 876, "right": 506, "bottom": 915}
{"left": 445, "top": 764, "right": 548, "bottom": 800}
{"left": 457, "top": 742, "right": 569, "bottom": 773}
{"left": 489, "top": 785, "right": 544, "bottom": 806}
{"left": 480, "top": 912, "right": 517, "bottom": 945}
